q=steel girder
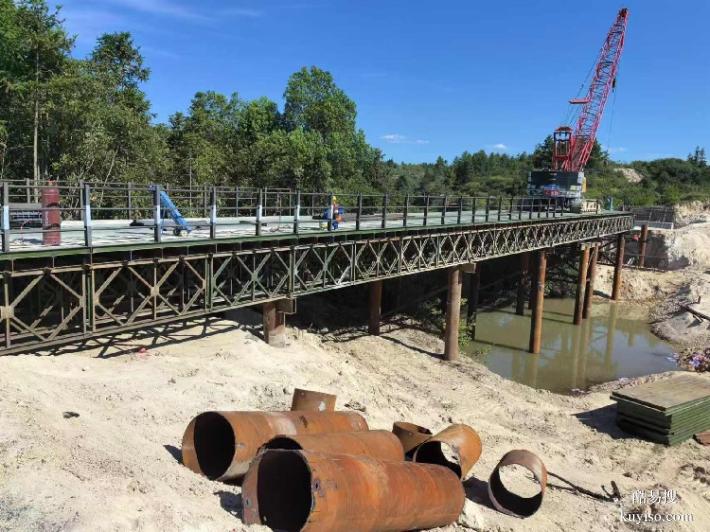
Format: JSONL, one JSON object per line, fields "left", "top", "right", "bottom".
{"left": 0, "top": 213, "right": 632, "bottom": 354}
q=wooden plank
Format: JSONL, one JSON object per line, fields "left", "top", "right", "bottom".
{"left": 611, "top": 374, "right": 710, "bottom": 411}
{"left": 694, "top": 431, "right": 710, "bottom": 445}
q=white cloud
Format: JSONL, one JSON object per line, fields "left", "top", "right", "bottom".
{"left": 381, "top": 133, "right": 429, "bottom": 145}
{"left": 602, "top": 145, "right": 628, "bottom": 154}
{"left": 487, "top": 143, "right": 508, "bottom": 151}
{"left": 103, "top": 0, "right": 209, "bottom": 21}
{"left": 222, "top": 8, "right": 264, "bottom": 18}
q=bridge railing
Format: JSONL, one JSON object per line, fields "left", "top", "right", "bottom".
{"left": 0, "top": 179, "right": 599, "bottom": 253}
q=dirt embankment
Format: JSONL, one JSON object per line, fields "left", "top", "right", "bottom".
{"left": 596, "top": 205, "right": 710, "bottom": 348}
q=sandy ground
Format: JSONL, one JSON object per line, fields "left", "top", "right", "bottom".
{"left": 1, "top": 318, "right": 709, "bottom": 532}
{"left": 1, "top": 205, "right": 709, "bottom": 532}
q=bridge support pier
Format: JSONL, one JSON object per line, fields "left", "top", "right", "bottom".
{"left": 612, "top": 233, "right": 625, "bottom": 300}
{"left": 516, "top": 252, "right": 530, "bottom": 316}
{"left": 444, "top": 265, "right": 463, "bottom": 361}
{"left": 368, "top": 280, "right": 383, "bottom": 335}
{"left": 528, "top": 250, "right": 547, "bottom": 354}
{"left": 466, "top": 264, "right": 480, "bottom": 340}
{"left": 262, "top": 301, "right": 286, "bottom": 347}
{"left": 638, "top": 224, "right": 649, "bottom": 268}
{"left": 582, "top": 244, "right": 598, "bottom": 319}
{"left": 573, "top": 246, "right": 590, "bottom": 325}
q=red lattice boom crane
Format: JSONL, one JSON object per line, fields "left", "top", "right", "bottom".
{"left": 528, "top": 7, "right": 629, "bottom": 212}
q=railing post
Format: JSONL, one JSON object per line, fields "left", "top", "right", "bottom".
{"left": 509, "top": 197, "right": 513, "bottom": 220}
{"left": 518, "top": 196, "right": 523, "bottom": 220}
{"left": 25, "top": 177, "right": 31, "bottom": 203}
{"left": 424, "top": 194, "right": 430, "bottom": 226}
{"left": 403, "top": 194, "right": 409, "bottom": 227}
{"left": 293, "top": 190, "right": 301, "bottom": 234}
{"left": 327, "top": 194, "right": 334, "bottom": 231}
{"left": 153, "top": 185, "right": 162, "bottom": 243}
{"left": 203, "top": 184, "right": 208, "bottom": 218}
{"left": 235, "top": 187, "right": 240, "bottom": 218}
{"left": 546, "top": 198, "right": 551, "bottom": 218}
{"left": 529, "top": 198, "right": 534, "bottom": 220}
{"left": 381, "top": 193, "right": 388, "bottom": 229}
{"left": 2, "top": 182, "right": 10, "bottom": 252}
{"left": 127, "top": 182, "right": 133, "bottom": 219}
{"left": 256, "top": 189, "right": 263, "bottom": 236}
{"left": 83, "top": 183, "right": 93, "bottom": 247}
{"left": 441, "top": 195, "right": 447, "bottom": 225}
{"left": 497, "top": 197, "right": 502, "bottom": 221}
{"left": 471, "top": 197, "right": 477, "bottom": 224}
{"left": 485, "top": 196, "right": 490, "bottom": 222}
{"left": 209, "top": 186, "right": 217, "bottom": 239}
{"left": 356, "top": 193, "right": 363, "bottom": 231}
{"left": 457, "top": 196, "right": 463, "bottom": 224}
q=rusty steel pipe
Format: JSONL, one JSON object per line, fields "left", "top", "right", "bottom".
{"left": 290, "top": 388, "right": 336, "bottom": 412}
{"left": 261, "top": 430, "right": 404, "bottom": 462}
{"left": 242, "top": 450, "right": 465, "bottom": 531}
{"left": 488, "top": 449, "right": 548, "bottom": 518}
{"left": 391, "top": 421, "right": 433, "bottom": 458}
{"left": 412, "top": 423, "right": 482, "bottom": 479}
{"left": 181, "top": 411, "right": 367, "bottom": 482}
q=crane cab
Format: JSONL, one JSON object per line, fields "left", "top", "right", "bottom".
{"left": 552, "top": 126, "right": 573, "bottom": 170}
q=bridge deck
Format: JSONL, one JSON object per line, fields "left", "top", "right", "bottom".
{"left": 4, "top": 207, "right": 603, "bottom": 257}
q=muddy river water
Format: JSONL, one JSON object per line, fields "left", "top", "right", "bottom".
{"left": 462, "top": 298, "right": 679, "bottom": 393}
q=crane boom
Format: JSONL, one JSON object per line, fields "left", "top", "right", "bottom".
{"left": 554, "top": 8, "right": 629, "bottom": 171}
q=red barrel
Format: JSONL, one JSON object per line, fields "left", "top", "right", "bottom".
{"left": 41, "top": 182, "right": 61, "bottom": 246}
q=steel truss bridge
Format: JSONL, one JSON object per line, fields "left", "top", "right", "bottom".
{"left": 0, "top": 181, "right": 632, "bottom": 355}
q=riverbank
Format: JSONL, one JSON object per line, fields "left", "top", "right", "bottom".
{"left": 1, "top": 316, "right": 709, "bottom": 531}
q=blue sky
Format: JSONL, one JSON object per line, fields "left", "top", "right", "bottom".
{"left": 53, "top": 0, "right": 709, "bottom": 163}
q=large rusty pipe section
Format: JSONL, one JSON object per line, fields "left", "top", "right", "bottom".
{"left": 181, "top": 411, "right": 368, "bottom": 481}
{"left": 242, "top": 450, "right": 465, "bottom": 531}
{"left": 261, "top": 430, "right": 404, "bottom": 462}
{"left": 412, "top": 423, "right": 482, "bottom": 479}
{"left": 488, "top": 449, "right": 548, "bottom": 518}
{"left": 391, "top": 421, "right": 433, "bottom": 458}
{"left": 291, "top": 388, "right": 336, "bottom": 412}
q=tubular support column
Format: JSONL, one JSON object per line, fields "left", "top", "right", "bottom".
{"left": 612, "top": 233, "right": 625, "bottom": 301}
{"left": 573, "top": 247, "right": 590, "bottom": 325}
{"left": 368, "top": 280, "right": 383, "bottom": 335}
{"left": 444, "top": 266, "right": 463, "bottom": 361}
{"left": 582, "top": 244, "right": 598, "bottom": 319}
{"left": 262, "top": 301, "right": 286, "bottom": 347}
{"left": 528, "top": 250, "right": 547, "bottom": 354}
{"left": 528, "top": 254, "right": 537, "bottom": 310}
{"left": 638, "top": 224, "right": 649, "bottom": 268}
{"left": 466, "top": 265, "right": 481, "bottom": 340}
{"left": 516, "top": 253, "right": 530, "bottom": 316}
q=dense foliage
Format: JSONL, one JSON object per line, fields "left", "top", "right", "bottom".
{"left": 1, "top": 1, "right": 708, "bottom": 205}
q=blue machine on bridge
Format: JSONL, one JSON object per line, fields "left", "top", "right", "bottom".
{"left": 150, "top": 186, "right": 192, "bottom": 236}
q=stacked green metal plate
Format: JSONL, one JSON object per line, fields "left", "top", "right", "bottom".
{"left": 611, "top": 374, "right": 710, "bottom": 446}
